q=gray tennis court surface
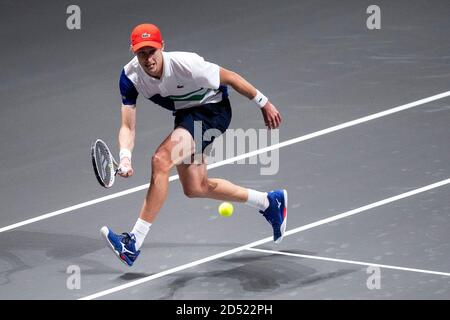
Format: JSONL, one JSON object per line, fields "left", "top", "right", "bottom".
{"left": 0, "top": 0, "right": 449, "bottom": 300}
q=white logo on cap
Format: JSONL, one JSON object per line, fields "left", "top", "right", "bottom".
{"left": 141, "top": 32, "right": 151, "bottom": 39}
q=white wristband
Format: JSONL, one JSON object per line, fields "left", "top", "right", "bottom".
{"left": 119, "top": 148, "right": 132, "bottom": 161}
{"left": 252, "top": 90, "right": 268, "bottom": 108}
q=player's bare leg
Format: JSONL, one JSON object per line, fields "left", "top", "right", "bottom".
{"left": 139, "top": 127, "right": 194, "bottom": 223}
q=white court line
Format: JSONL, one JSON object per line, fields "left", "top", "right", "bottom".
{"left": 246, "top": 248, "right": 450, "bottom": 277}
{"left": 1, "top": 91, "right": 449, "bottom": 234}
{"left": 79, "top": 177, "right": 450, "bottom": 300}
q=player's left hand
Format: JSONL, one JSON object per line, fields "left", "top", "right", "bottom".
{"left": 261, "top": 102, "right": 282, "bottom": 129}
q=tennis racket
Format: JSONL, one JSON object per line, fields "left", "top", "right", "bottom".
{"left": 91, "top": 139, "right": 123, "bottom": 188}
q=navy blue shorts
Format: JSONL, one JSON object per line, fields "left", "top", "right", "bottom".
{"left": 174, "top": 98, "right": 232, "bottom": 153}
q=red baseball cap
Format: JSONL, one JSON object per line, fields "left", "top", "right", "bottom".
{"left": 130, "top": 24, "right": 163, "bottom": 52}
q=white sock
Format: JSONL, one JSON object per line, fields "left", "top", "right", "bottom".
{"left": 131, "top": 218, "right": 152, "bottom": 250}
{"left": 246, "top": 189, "right": 270, "bottom": 211}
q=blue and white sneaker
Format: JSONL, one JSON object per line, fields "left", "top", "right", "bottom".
{"left": 260, "top": 189, "right": 288, "bottom": 244}
{"left": 100, "top": 226, "right": 140, "bottom": 266}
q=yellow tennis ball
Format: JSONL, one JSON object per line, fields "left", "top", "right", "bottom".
{"left": 218, "top": 202, "right": 234, "bottom": 217}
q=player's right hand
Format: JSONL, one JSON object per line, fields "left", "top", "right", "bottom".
{"left": 118, "top": 158, "right": 134, "bottom": 177}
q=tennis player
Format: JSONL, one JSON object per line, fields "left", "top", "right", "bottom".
{"left": 101, "top": 24, "right": 287, "bottom": 266}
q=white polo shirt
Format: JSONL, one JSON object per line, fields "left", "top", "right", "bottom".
{"left": 119, "top": 51, "right": 228, "bottom": 111}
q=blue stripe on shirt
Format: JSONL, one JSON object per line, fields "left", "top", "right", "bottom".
{"left": 119, "top": 69, "right": 138, "bottom": 105}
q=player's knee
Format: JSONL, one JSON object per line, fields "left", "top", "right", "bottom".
{"left": 151, "top": 152, "right": 171, "bottom": 174}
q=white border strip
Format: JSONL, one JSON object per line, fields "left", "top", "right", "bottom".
{"left": 79, "top": 177, "right": 450, "bottom": 300}
{"left": 1, "top": 91, "right": 449, "bottom": 233}
{"left": 247, "top": 248, "right": 450, "bottom": 277}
